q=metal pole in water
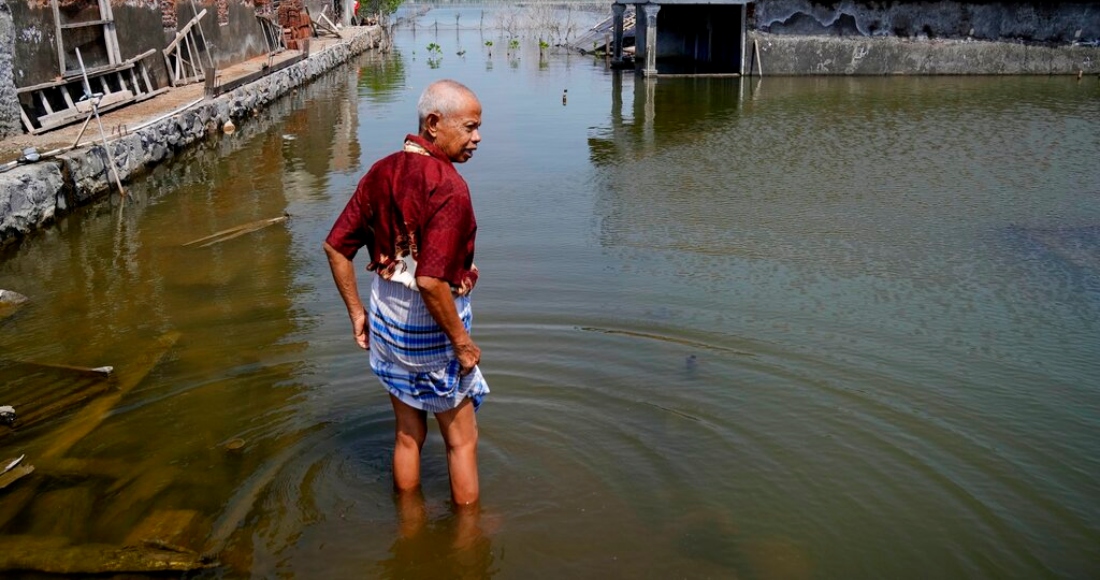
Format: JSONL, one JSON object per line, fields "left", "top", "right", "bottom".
{"left": 75, "top": 48, "right": 126, "bottom": 199}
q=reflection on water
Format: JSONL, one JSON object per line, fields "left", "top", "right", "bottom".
{"left": 1, "top": 9, "right": 1099, "bottom": 578}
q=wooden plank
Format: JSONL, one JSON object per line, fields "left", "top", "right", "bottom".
{"left": 75, "top": 90, "right": 133, "bottom": 113}
{"left": 60, "top": 84, "right": 75, "bottom": 108}
{"left": 185, "top": 33, "right": 202, "bottom": 81}
{"left": 61, "top": 61, "right": 134, "bottom": 82}
{"left": 51, "top": 0, "right": 65, "bottom": 77}
{"left": 124, "top": 48, "right": 158, "bottom": 65}
{"left": 164, "top": 9, "right": 207, "bottom": 54}
{"left": 99, "top": 0, "right": 121, "bottom": 64}
{"left": 59, "top": 19, "right": 111, "bottom": 29}
{"left": 37, "top": 92, "right": 54, "bottom": 115}
{"left": 18, "top": 103, "right": 38, "bottom": 134}
{"left": 17, "top": 78, "right": 69, "bottom": 94}
{"left": 207, "top": 52, "right": 305, "bottom": 96}
{"left": 138, "top": 61, "right": 154, "bottom": 93}
{"left": 42, "top": 332, "right": 180, "bottom": 459}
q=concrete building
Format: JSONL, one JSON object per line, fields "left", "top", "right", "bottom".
{"left": 607, "top": 1, "right": 1100, "bottom": 77}
{"left": 610, "top": 0, "right": 751, "bottom": 76}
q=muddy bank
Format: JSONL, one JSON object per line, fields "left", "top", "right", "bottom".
{"left": 0, "top": 26, "right": 385, "bottom": 251}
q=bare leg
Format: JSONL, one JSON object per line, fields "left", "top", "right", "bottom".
{"left": 436, "top": 397, "right": 480, "bottom": 506}
{"left": 390, "top": 394, "right": 428, "bottom": 493}
{"left": 395, "top": 487, "right": 427, "bottom": 539}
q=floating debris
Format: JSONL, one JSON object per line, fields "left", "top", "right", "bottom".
{"left": 223, "top": 438, "right": 246, "bottom": 452}
{"left": 0, "top": 536, "right": 215, "bottom": 574}
{"left": 0, "top": 406, "right": 14, "bottom": 427}
{"left": 183, "top": 214, "right": 290, "bottom": 248}
{"left": 0, "top": 462, "right": 34, "bottom": 490}
{"left": 2, "top": 455, "right": 24, "bottom": 474}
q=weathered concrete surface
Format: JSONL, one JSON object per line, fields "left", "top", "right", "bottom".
{"left": 756, "top": 1, "right": 1100, "bottom": 44}
{"left": 0, "top": 26, "right": 384, "bottom": 249}
{"left": 751, "top": 32, "right": 1100, "bottom": 75}
{"left": 0, "top": 0, "right": 19, "bottom": 140}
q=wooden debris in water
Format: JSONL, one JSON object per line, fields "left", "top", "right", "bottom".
{"left": 0, "top": 535, "right": 215, "bottom": 574}
{"left": 0, "top": 332, "right": 180, "bottom": 529}
{"left": 41, "top": 331, "right": 180, "bottom": 460}
{"left": 97, "top": 466, "right": 181, "bottom": 529}
{"left": 0, "top": 464, "right": 33, "bottom": 490}
{"left": 1, "top": 455, "right": 24, "bottom": 473}
{"left": 0, "top": 359, "right": 115, "bottom": 440}
{"left": 125, "top": 509, "right": 209, "bottom": 555}
{"left": 0, "top": 359, "right": 114, "bottom": 378}
{"left": 182, "top": 214, "right": 289, "bottom": 248}
{"left": 26, "top": 485, "right": 95, "bottom": 538}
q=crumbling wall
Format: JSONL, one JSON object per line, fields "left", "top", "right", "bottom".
{"left": 755, "top": 1, "right": 1100, "bottom": 45}
{"left": 0, "top": 0, "right": 21, "bottom": 139}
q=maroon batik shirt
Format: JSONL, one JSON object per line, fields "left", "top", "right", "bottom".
{"left": 325, "top": 134, "right": 479, "bottom": 295}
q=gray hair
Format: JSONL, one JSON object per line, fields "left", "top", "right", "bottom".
{"left": 417, "top": 79, "right": 476, "bottom": 130}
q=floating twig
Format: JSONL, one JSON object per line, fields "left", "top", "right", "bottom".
{"left": 182, "top": 215, "right": 289, "bottom": 248}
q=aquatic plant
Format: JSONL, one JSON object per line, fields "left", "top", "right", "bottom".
{"left": 426, "top": 42, "right": 442, "bottom": 67}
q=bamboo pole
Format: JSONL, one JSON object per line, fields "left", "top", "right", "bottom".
{"left": 182, "top": 215, "right": 289, "bottom": 247}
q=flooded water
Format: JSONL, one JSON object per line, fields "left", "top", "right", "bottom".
{"left": 1, "top": 6, "right": 1099, "bottom": 578}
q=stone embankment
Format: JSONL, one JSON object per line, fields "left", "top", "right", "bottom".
{"left": 0, "top": 26, "right": 385, "bottom": 250}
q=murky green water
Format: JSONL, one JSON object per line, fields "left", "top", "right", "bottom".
{"left": 1, "top": 7, "right": 1099, "bottom": 578}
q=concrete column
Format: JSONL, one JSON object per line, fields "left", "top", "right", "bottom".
{"left": 611, "top": 3, "right": 625, "bottom": 63}
{"left": 739, "top": 4, "right": 747, "bottom": 75}
{"left": 638, "top": 3, "right": 661, "bottom": 76}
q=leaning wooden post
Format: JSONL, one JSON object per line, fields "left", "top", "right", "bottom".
{"left": 753, "top": 39, "right": 764, "bottom": 77}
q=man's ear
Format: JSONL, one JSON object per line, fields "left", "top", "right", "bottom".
{"left": 424, "top": 112, "right": 442, "bottom": 138}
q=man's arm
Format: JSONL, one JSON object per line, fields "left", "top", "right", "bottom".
{"left": 324, "top": 241, "right": 369, "bottom": 349}
{"left": 417, "top": 275, "right": 480, "bottom": 375}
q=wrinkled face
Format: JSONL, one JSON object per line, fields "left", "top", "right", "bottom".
{"left": 429, "top": 94, "right": 482, "bottom": 163}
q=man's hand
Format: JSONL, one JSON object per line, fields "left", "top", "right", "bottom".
{"left": 453, "top": 340, "right": 480, "bottom": 376}
{"left": 351, "top": 307, "right": 369, "bottom": 350}
{"left": 417, "top": 275, "right": 480, "bottom": 376}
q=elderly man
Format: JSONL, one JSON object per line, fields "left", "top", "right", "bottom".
{"left": 323, "top": 79, "right": 487, "bottom": 506}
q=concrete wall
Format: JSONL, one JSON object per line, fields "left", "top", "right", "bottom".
{"left": 0, "top": 0, "right": 20, "bottom": 139}
{"left": 8, "top": 0, "right": 168, "bottom": 85}
{"left": 187, "top": 1, "right": 272, "bottom": 71}
{"left": 755, "top": 1, "right": 1100, "bottom": 44}
{"left": 751, "top": 31, "right": 1100, "bottom": 75}
{"left": 744, "top": 1, "right": 1100, "bottom": 75}
{"left": 0, "top": 26, "right": 384, "bottom": 249}
{"left": 8, "top": 1, "right": 59, "bottom": 88}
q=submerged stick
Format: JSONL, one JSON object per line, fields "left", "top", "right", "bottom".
{"left": 0, "top": 537, "right": 214, "bottom": 574}
{"left": 41, "top": 332, "right": 180, "bottom": 460}
{"left": 0, "top": 359, "right": 113, "bottom": 378}
{"left": 0, "top": 332, "right": 179, "bottom": 530}
{"left": 0, "top": 465, "right": 33, "bottom": 490}
{"left": 182, "top": 215, "right": 289, "bottom": 247}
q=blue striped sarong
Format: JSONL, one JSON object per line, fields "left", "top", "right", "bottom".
{"left": 368, "top": 274, "right": 489, "bottom": 413}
